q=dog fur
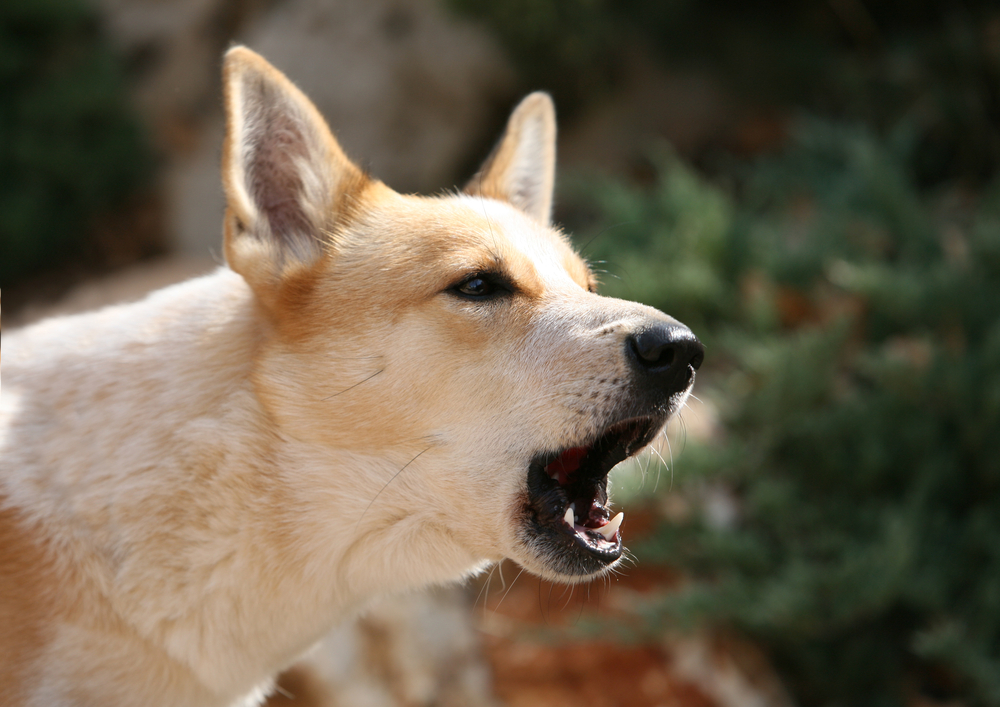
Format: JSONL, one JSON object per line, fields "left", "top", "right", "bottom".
{"left": 0, "top": 47, "right": 701, "bottom": 706}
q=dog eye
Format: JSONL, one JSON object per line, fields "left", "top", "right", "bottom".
{"left": 456, "top": 276, "right": 493, "bottom": 298}
{"left": 450, "top": 273, "right": 510, "bottom": 300}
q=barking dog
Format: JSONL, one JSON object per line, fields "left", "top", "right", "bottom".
{"left": 0, "top": 47, "right": 703, "bottom": 706}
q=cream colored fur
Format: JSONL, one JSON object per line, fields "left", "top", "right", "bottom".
{"left": 0, "top": 47, "right": 694, "bottom": 706}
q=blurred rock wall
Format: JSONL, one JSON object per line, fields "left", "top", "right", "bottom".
{"left": 96, "top": 0, "right": 514, "bottom": 255}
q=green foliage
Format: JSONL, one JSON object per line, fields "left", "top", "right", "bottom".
{"left": 452, "top": 0, "right": 1000, "bottom": 702}
{"left": 0, "top": 0, "right": 150, "bottom": 286}
{"left": 565, "top": 146, "right": 735, "bottom": 344}
{"left": 444, "top": 0, "right": 627, "bottom": 111}
{"left": 569, "top": 123, "right": 1000, "bottom": 706}
{"left": 448, "top": 0, "right": 1000, "bottom": 184}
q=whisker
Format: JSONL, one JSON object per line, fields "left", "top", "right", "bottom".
{"left": 494, "top": 568, "right": 526, "bottom": 612}
{"left": 271, "top": 684, "right": 294, "bottom": 699}
{"left": 560, "top": 584, "right": 576, "bottom": 612}
{"left": 636, "top": 449, "right": 651, "bottom": 492}
{"left": 354, "top": 446, "right": 431, "bottom": 532}
{"left": 476, "top": 173, "right": 502, "bottom": 263}
{"left": 322, "top": 369, "right": 384, "bottom": 400}
{"left": 578, "top": 220, "right": 637, "bottom": 255}
{"left": 475, "top": 563, "right": 498, "bottom": 613}
{"left": 666, "top": 429, "right": 675, "bottom": 490}
{"left": 497, "top": 561, "right": 507, "bottom": 594}
{"left": 596, "top": 261, "right": 632, "bottom": 283}
{"left": 574, "top": 588, "right": 588, "bottom": 625}
{"left": 650, "top": 439, "right": 669, "bottom": 493}
{"left": 544, "top": 581, "right": 556, "bottom": 624}
{"left": 655, "top": 429, "right": 675, "bottom": 491}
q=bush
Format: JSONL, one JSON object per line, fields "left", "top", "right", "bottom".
{"left": 0, "top": 0, "right": 150, "bottom": 287}
{"left": 569, "top": 123, "right": 1000, "bottom": 707}
{"left": 449, "top": 0, "right": 1000, "bottom": 184}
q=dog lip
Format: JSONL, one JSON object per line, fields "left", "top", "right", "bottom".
{"left": 521, "top": 414, "right": 665, "bottom": 574}
{"left": 560, "top": 504, "right": 625, "bottom": 556}
{"left": 533, "top": 414, "right": 664, "bottom": 476}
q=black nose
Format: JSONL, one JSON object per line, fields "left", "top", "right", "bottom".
{"left": 627, "top": 324, "right": 704, "bottom": 391}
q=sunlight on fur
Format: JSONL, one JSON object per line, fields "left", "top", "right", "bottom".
{"left": 0, "top": 46, "right": 702, "bottom": 707}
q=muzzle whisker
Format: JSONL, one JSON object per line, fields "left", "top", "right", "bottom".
{"left": 493, "top": 567, "right": 526, "bottom": 613}
{"left": 650, "top": 433, "right": 672, "bottom": 493}
{"left": 496, "top": 560, "right": 507, "bottom": 594}
{"left": 560, "top": 583, "right": 576, "bottom": 613}
{"left": 664, "top": 428, "right": 676, "bottom": 491}
{"left": 475, "top": 563, "right": 498, "bottom": 614}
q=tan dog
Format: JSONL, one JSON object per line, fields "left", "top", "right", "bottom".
{"left": 0, "top": 47, "right": 703, "bottom": 706}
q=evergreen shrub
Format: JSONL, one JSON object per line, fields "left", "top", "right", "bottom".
{"left": 571, "top": 123, "right": 1000, "bottom": 707}
{"left": 0, "top": 0, "right": 150, "bottom": 287}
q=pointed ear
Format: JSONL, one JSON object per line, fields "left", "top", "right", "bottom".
{"left": 221, "top": 46, "right": 364, "bottom": 289}
{"left": 465, "top": 92, "right": 556, "bottom": 225}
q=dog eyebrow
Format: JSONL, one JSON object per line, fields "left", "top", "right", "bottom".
{"left": 453, "top": 250, "right": 507, "bottom": 280}
{"left": 445, "top": 245, "right": 543, "bottom": 299}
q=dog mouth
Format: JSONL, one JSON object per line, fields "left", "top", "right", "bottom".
{"left": 522, "top": 416, "right": 664, "bottom": 577}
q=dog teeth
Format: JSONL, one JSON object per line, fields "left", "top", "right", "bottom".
{"left": 563, "top": 504, "right": 575, "bottom": 527}
{"left": 595, "top": 511, "right": 624, "bottom": 541}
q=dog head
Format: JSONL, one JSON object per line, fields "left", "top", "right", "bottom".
{"left": 221, "top": 48, "right": 703, "bottom": 583}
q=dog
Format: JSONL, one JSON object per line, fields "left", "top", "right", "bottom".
{"left": 0, "top": 46, "right": 703, "bottom": 706}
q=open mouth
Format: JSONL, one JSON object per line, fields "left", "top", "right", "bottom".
{"left": 522, "top": 416, "right": 664, "bottom": 577}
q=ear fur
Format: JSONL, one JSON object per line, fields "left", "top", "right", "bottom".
{"left": 221, "top": 46, "right": 364, "bottom": 291}
{"left": 465, "top": 92, "right": 557, "bottom": 225}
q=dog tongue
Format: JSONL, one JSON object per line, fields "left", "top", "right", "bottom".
{"left": 546, "top": 445, "right": 589, "bottom": 485}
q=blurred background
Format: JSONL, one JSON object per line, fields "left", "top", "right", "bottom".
{"left": 3, "top": 0, "right": 1000, "bottom": 705}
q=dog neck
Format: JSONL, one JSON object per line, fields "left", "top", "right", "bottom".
{"left": 2, "top": 267, "right": 490, "bottom": 702}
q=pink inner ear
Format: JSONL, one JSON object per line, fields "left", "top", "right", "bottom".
{"left": 247, "top": 114, "right": 313, "bottom": 241}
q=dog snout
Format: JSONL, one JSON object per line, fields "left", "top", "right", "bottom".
{"left": 626, "top": 324, "right": 704, "bottom": 395}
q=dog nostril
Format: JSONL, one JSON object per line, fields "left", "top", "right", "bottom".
{"left": 631, "top": 329, "right": 675, "bottom": 368}
{"left": 629, "top": 326, "right": 704, "bottom": 373}
{"left": 644, "top": 345, "right": 673, "bottom": 367}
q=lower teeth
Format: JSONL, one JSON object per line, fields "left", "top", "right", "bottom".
{"left": 561, "top": 504, "right": 625, "bottom": 542}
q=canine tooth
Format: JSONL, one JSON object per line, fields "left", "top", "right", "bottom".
{"left": 596, "top": 512, "right": 624, "bottom": 541}
{"left": 563, "top": 505, "right": 575, "bottom": 527}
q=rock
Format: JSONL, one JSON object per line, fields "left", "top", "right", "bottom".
{"left": 96, "top": 0, "right": 514, "bottom": 257}
{"left": 239, "top": 0, "right": 514, "bottom": 194}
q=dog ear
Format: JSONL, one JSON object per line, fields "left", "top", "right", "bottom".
{"left": 221, "top": 46, "right": 364, "bottom": 290}
{"left": 465, "top": 92, "right": 556, "bottom": 225}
